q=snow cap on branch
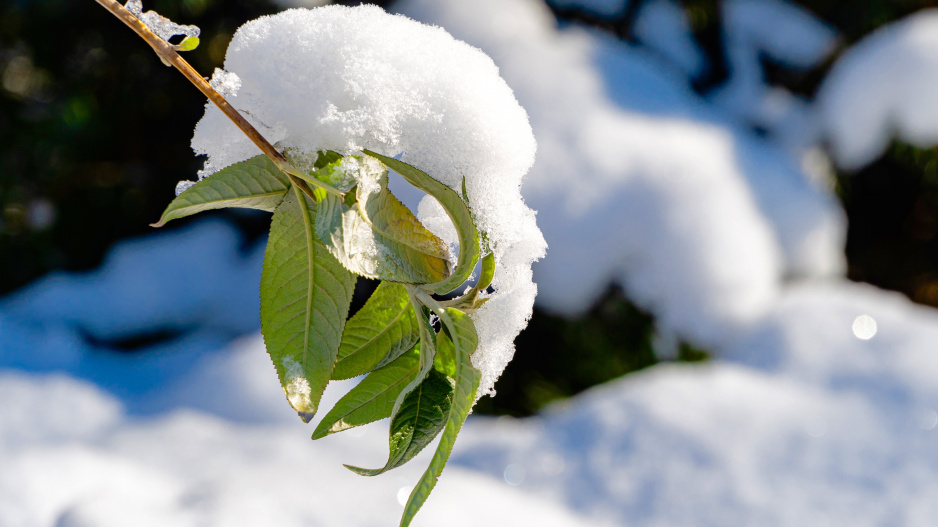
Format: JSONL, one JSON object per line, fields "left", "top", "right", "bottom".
{"left": 818, "top": 9, "right": 938, "bottom": 170}
{"left": 191, "top": 5, "right": 545, "bottom": 396}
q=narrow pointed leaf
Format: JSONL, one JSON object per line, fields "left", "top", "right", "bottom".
{"left": 391, "top": 301, "right": 439, "bottom": 420}
{"left": 316, "top": 156, "right": 451, "bottom": 283}
{"left": 313, "top": 346, "right": 421, "bottom": 439}
{"left": 362, "top": 150, "right": 480, "bottom": 295}
{"left": 345, "top": 367, "right": 454, "bottom": 476}
{"left": 332, "top": 282, "right": 420, "bottom": 380}
{"left": 400, "top": 308, "right": 481, "bottom": 527}
{"left": 344, "top": 302, "right": 441, "bottom": 476}
{"left": 260, "top": 188, "right": 355, "bottom": 421}
{"left": 153, "top": 155, "right": 289, "bottom": 227}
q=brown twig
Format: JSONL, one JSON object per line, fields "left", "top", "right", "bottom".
{"left": 93, "top": 0, "right": 343, "bottom": 201}
{"left": 95, "top": 0, "right": 289, "bottom": 169}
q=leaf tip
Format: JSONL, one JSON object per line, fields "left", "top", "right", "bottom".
{"left": 343, "top": 464, "right": 380, "bottom": 477}
{"left": 297, "top": 410, "right": 316, "bottom": 423}
{"left": 149, "top": 220, "right": 165, "bottom": 228}
{"left": 311, "top": 426, "right": 328, "bottom": 440}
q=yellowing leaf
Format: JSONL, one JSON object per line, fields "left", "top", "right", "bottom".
{"left": 362, "top": 150, "right": 480, "bottom": 295}
{"left": 316, "top": 156, "right": 451, "bottom": 283}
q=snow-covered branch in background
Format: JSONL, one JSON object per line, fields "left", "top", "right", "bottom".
{"left": 818, "top": 10, "right": 938, "bottom": 171}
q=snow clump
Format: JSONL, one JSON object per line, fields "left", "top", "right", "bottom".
{"left": 125, "top": 0, "right": 200, "bottom": 42}
{"left": 208, "top": 68, "right": 241, "bottom": 99}
{"left": 190, "top": 5, "right": 546, "bottom": 397}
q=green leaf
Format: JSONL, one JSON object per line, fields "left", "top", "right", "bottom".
{"left": 316, "top": 156, "right": 451, "bottom": 283}
{"left": 362, "top": 150, "right": 480, "bottom": 295}
{"left": 314, "top": 150, "right": 343, "bottom": 169}
{"left": 394, "top": 301, "right": 440, "bottom": 418}
{"left": 345, "top": 367, "right": 455, "bottom": 476}
{"left": 172, "top": 35, "right": 200, "bottom": 52}
{"left": 153, "top": 155, "right": 289, "bottom": 227}
{"left": 400, "top": 308, "right": 481, "bottom": 527}
{"left": 475, "top": 252, "right": 496, "bottom": 293}
{"left": 312, "top": 346, "right": 421, "bottom": 439}
{"left": 260, "top": 187, "right": 355, "bottom": 422}
{"left": 344, "top": 299, "right": 442, "bottom": 476}
{"left": 332, "top": 282, "right": 420, "bottom": 380}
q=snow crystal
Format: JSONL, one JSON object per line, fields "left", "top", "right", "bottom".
{"left": 208, "top": 68, "right": 241, "bottom": 99}
{"left": 817, "top": 9, "right": 938, "bottom": 170}
{"left": 280, "top": 356, "right": 312, "bottom": 412}
{"left": 125, "top": 0, "right": 200, "bottom": 42}
{"left": 174, "top": 180, "right": 195, "bottom": 196}
{"left": 191, "top": 5, "right": 544, "bottom": 396}
{"left": 124, "top": 0, "right": 142, "bottom": 15}
{"left": 196, "top": 160, "right": 216, "bottom": 181}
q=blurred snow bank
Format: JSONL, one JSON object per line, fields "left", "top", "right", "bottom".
{"left": 455, "top": 280, "right": 938, "bottom": 526}
{"left": 0, "top": 220, "right": 265, "bottom": 415}
{"left": 4, "top": 268, "right": 938, "bottom": 525}
{"left": 0, "top": 366, "right": 603, "bottom": 527}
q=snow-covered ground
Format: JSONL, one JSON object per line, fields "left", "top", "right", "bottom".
{"left": 6, "top": 0, "right": 938, "bottom": 525}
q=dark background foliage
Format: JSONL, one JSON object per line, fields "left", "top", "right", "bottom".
{"left": 3, "top": 0, "right": 937, "bottom": 416}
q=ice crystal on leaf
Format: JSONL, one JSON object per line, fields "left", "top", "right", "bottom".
{"left": 125, "top": 0, "right": 200, "bottom": 42}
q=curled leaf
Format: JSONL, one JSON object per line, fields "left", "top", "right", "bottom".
{"left": 315, "top": 156, "right": 451, "bottom": 283}
{"left": 362, "top": 150, "right": 480, "bottom": 295}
